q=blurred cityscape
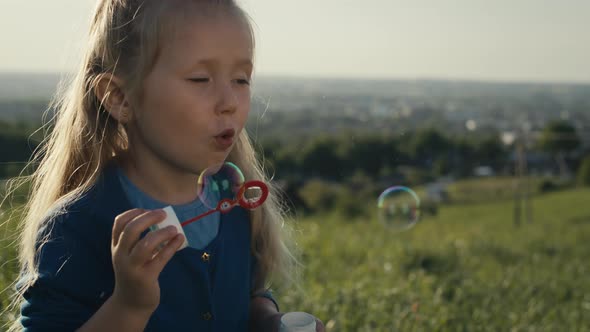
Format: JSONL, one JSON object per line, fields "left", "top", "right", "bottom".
{"left": 2, "top": 73, "right": 588, "bottom": 211}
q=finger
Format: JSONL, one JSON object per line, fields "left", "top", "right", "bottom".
{"left": 129, "top": 225, "right": 178, "bottom": 265}
{"left": 145, "top": 233, "right": 184, "bottom": 274}
{"left": 118, "top": 209, "right": 167, "bottom": 255}
{"left": 112, "top": 209, "right": 145, "bottom": 246}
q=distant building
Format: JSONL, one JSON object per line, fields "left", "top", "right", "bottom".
{"left": 474, "top": 166, "right": 495, "bottom": 177}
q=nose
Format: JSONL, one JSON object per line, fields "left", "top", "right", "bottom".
{"left": 214, "top": 82, "right": 238, "bottom": 115}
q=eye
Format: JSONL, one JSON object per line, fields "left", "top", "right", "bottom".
{"left": 189, "top": 78, "right": 210, "bottom": 83}
{"left": 234, "top": 78, "right": 251, "bottom": 86}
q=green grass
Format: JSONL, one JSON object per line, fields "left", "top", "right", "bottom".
{"left": 446, "top": 176, "right": 537, "bottom": 203}
{"left": 0, "top": 205, "right": 21, "bottom": 328}
{"left": 1, "top": 184, "right": 589, "bottom": 331}
{"left": 276, "top": 188, "right": 590, "bottom": 331}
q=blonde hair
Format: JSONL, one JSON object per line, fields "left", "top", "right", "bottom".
{"left": 6, "top": 0, "right": 297, "bottom": 327}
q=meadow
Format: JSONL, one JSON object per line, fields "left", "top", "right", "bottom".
{"left": 276, "top": 185, "right": 590, "bottom": 331}
{"left": 1, "top": 180, "right": 589, "bottom": 331}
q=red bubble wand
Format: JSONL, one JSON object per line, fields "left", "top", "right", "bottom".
{"left": 180, "top": 180, "right": 269, "bottom": 227}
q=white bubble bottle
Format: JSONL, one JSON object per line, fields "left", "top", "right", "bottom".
{"left": 279, "top": 312, "right": 317, "bottom": 332}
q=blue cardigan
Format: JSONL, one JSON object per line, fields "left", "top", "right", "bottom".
{"left": 19, "top": 162, "right": 272, "bottom": 331}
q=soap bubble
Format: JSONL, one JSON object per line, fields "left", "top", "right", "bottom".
{"left": 377, "top": 186, "right": 420, "bottom": 230}
{"left": 197, "top": 162, "right": 244, "bottom": 208}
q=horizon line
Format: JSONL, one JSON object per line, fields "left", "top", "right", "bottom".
{"left": 0, "top": 70, "right": 589, "bottom": 86}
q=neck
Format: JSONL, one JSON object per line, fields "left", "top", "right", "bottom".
{"left": 117, "top": 151, "right": 200, "bottom": 206}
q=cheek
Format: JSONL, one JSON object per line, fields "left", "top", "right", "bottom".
{"left": 238, "top": 93, "right": 251, "bottom": 120}
{"left": 141, "top": 95, "right": 181, "bottom": 133}
{"left": 143, "top": 84, "right": 209, "bottom": 128}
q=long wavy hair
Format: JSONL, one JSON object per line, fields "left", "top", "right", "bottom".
{"left": 6, "top": 1, "right": 298, "bottom": 329}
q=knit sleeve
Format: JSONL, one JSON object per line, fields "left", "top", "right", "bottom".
{"left": 19, "top": 211, "right": 113, "bottom": 331}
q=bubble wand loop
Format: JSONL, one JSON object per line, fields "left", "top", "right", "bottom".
{"left": 180, "top": 180, "right": 269, "bottom": 227}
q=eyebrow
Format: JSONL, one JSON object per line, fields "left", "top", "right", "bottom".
{"left": 192, "top": 58, "right": 253, "bottom": 69}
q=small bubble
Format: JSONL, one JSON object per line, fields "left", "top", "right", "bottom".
{"left": 197, "top": 162, "right": 245, "bottom": 208}
{"left": 377, "top": 186, "right": 420, "bottom": 231}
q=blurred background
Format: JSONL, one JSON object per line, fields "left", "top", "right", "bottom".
{"left": 1, "top": 1, "right": 589, "bottom": 330}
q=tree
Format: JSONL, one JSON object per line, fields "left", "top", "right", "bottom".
{"left": 339, "top": 135, "right": 399, "bottom": 179}
{"left": 411, "top": 128, "right": 452, "bottom": 168}
{"left": 475, "top": 135, "right": 507, "bottom": 171}
{"left": 539, "top": 121, "right": 581, "bottom": 154}
{"left": 0, "top": 123, "right": 40, "bottom": 178}
{"left": 578, "top": 156, "right": 590, "bottom": 187}
{"left": 539, "top": 121, "right": 581, "bottom": 178}
{"left": 298, "top": 136, "right": 343, "bottom": 179}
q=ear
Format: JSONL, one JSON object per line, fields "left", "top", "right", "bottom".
{"left": 94, "top": 74, "right": 132, "bottom": 123}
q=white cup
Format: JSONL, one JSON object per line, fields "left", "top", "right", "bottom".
{"left": 279, "top": 312, "right": 317, "bottom": 332}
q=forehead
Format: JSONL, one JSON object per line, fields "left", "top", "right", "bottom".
{"left": 158, "top": 12, "right": 254, "bottom": 72}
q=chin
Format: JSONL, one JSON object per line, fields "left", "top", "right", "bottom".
{"left": 197, "top": 158, "right": 227, "bottom": 175}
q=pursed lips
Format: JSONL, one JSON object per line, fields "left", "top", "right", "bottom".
{"left": 213, "top": 128, "right": 236, "bottom": 150}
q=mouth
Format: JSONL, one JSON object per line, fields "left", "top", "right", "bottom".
{"left": 213, "top": 128, "right": 236, "bottom": 150}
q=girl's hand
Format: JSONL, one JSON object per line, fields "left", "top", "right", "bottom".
{"left": 110, "top": 209, "right": 184, "bottom": 315}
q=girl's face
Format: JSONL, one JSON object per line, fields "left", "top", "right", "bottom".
{"left": 128, "top": 14, "right": 253, "bottom": 175}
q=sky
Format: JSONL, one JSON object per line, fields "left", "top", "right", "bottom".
{"left": 0, "top": 0, "right": 589, "bottom": 83}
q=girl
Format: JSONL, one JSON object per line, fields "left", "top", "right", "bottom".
{"left": 10, "top": 0, "right": 324, "bottom": 331}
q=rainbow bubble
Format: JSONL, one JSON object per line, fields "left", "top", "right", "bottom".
{"left": 377, "top": 186, "right": 420, "bottom": 230}
{"left": 197, "top": 162, "right": 245, "bottom": 209}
